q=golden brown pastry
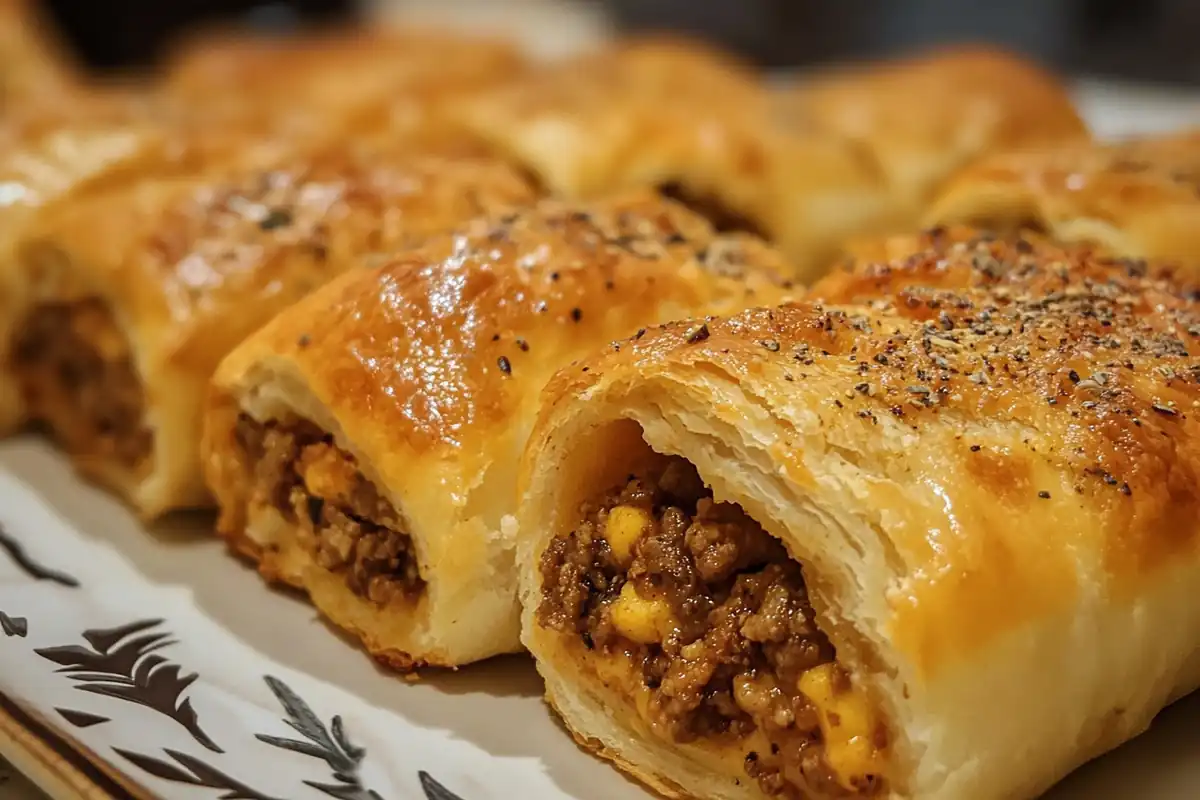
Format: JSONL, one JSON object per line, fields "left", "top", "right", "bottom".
{"left": 778, "top": 46, "right": 1089, "bottom": 216}
{"left": 7, "top": 139, "right": 535, "bottom": 517}
{"left": 925, "top": 129, "right": 1200, "bottom": 269}
{"left": 456, "top": 37, "right": 894, "bottom": 278}
{"left": 0, "top": 0, "right": 81, "bottom": 109}
{"left": 201, "top": 193, "right": 798, "bottom": 670}
{"left": 165, "top": 25, "right": 525, "bottom": 143}
{"left": 517, "top": 230, "right": 1200, "bottom": 799}
{"left": 0, "top": 81, "right": 350, "bottom": 437}
{"left": 0, "top": 94, "right": 182, "bottom": 435}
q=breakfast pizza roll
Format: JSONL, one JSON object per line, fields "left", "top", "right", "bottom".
{"left": 456, "top": 37, "right": 893, "bottom": 278}
{"left": 7, "top": 140, "right": 535, "bottom": 517}
{"left": 925, "top": 129, "right": 1200, "bottom": 269}
{"left": 517, "top": 231, "right": 1200, "bottom": 799}
{"left": 201, "top": 193, "right": 798, "bottom": 669}
{"left": 778, "top": 46, "right": 1089, "bottom": 216}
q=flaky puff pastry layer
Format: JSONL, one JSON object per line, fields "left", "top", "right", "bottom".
{"left": 925, "top": 129, "right": 1200, "bottom": 271}
{"left": 202, "top": 193, "right": 799, "bottom": 670}
{"left": 517, "top": 232, "right": 1200, "bottom": 799}
{"left": 10, "top": 139, "right": 535, "bottom": 517}
{"left": 779, "top": 46, "right": 1089, "bottom": 215}
{"left": 455, "top": 37, "right": 895, "bottom": 279}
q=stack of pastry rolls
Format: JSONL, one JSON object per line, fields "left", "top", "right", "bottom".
{"left": 4, "top": 11, "right": 1200, "bottom": 799}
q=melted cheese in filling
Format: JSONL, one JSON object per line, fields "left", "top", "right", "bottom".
{"left": 586, "top": 501, "right": 886, "bottom": 794}
{"left": 799, "top": 663, "right": 882, "bottom": 789}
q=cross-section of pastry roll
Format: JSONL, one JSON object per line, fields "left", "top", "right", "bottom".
{"left": 925, "top": 129, "right": 1200, "bottom": 269}
{"left": 202, "top": 193, "right": 798, "bottom": 669}
{"left": 778, "top": 46, "right": 1089, "bottom": 216}
{"left": 8, "top": 140, "right": 535, "bottom": 517}
{"left": 518, "top": 231, "right": 1200, "bottom": 799}
{"left": 0, "top": 94, "right": 186, "bottom": 435}
{"left": 455, "top": 38, "right": 893, "bottom": 279}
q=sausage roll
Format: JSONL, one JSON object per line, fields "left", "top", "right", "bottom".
{"left": 0, "top": 95, "right": 183, "bottom": 435}
{"left": 517, "top": 231, "right": 1200, "bottom": 799}
{"left": 165, "top": 25, "right": 525, "bottom": 143}
{"left": 456, "top": 38, "right": 893, "bottom": 278}
{"left": 777, "top": 47, "right": 1089, "bottom": 216}
{"left": 8, "top": 140, "right": 535, "bottom": 517}
{"left": 201, "top": 193, "right": 798, "bottom": 670}
{"left": 0, "top": 0, "right": 81, "bottom": 108}
{"left": 925, "top": 129, "right": 1200, "bottom": 269}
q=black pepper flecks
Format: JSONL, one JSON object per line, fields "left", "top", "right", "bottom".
{"left": 497, "top": 356, "right": 512, "bottom": 375}
{"left": 685, "top": 324, "right": 710, "bottom": 344}
{"left": 571, "top": 308, "right": 583, "bottom": 323}
{"left": 516, "top": 338, "right": 529, "bottom": 352}
{"left": 296, "top": 334, "right": 311, "bottom": 349}
{"left": 259, "top": 207, "right": 293, "bottom": 231}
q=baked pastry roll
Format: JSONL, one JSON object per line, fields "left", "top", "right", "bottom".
{"left": 518, "top": 231, "right": 1200, "bottom": 799}
{"left": 165, "top": 25, "right": 525, "bottom": 144}
{"left": 456, "top": 38, "right": 893, "bottom": 278}
{"left": 0, "top": 0, "right": 82, "bottom": 108}
{"left": 0, "top": 95, "right": 184, "bottom": 435}
{"left": 202, "top": 194, "right": 798, "bottom": 669}
{"left": 925, "top": 129, "right": 1200, "bottom": 269}
{"left": 778, "top": 47, "right": 1089, "bottom": 216}
{"left": 8, "top": 141, "right": 535, "bottom": 517}
{"left": 0, "top": 83, "right": 347, "bottom": 436}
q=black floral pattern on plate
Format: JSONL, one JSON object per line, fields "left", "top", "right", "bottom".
{"left": 0, "top": 610, "right": 27, "bottom": 638}
{"left": 34, "top": 619, "right": 222, "bottom": 752}
{"left": 257, "top": 675, "right": 383, "bottom": 800}
{"left": 114, "top": 674, "right": 467, "bottom": 800}
{"left": 419, "top": 771, "right": 466, "bottom": 800}
{"left": 0, "top": 516, "right": 469, "bottom": 800}
{"left": 114, "top": 747, "right": 283, "bottom": 800}
{"left": 55, "top": 708, "right": 110, "bottom": 728}
{"left": 0, "top": 523, "right": 80, "bottom": 587}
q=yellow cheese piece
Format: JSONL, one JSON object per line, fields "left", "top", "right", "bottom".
{"left": 298, "top": 443, "right": 359, "bottom": 505}
{"left": 610, "top": 582, "right": 674, "bottom": 644}
{"left": 799, "top": 663, "right": 880, "bottom": 789}
{"left": 604, "top": 504, "right": 651, "bottom": 565}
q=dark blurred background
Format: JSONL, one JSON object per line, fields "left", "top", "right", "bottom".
{"left": 40, "top": 0, "right": 1200, "bottom": 85}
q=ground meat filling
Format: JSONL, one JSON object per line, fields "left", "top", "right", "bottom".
{"left": 234, "top": 414, "right": 423, "bottom": 606}
{"left": 12, "top": 299, "right": 152, "bottom": 471}
{"left": 538, "top": 459, "right": 883, "bottom": 799}
{"left": 659, "top": 182, "right": 770, "bottom": 239}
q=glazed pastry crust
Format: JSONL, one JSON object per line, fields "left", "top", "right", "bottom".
{"left": 925, "top": 129, "right": 1200, "bottom": 270}
{"left": 10, "top": 141, "right": 535, "bottom": 516}
{"left": 0, "top": 93, "right": 188, "bottom": 434}
{"left": 202, "top": 193, "right": 798, "bottom": 669}
{"left": 456, "top": 38, "right": 893, "bottom": 278}
{"left": 518, "top": 231, "right": 1200, "bottom": 799}
{"left": 778, "top": 46, "right": 1089, "bottom": 213}
{"left": 0, "top": 0, "right": 82, "bottom": 108}
{"left": 165, "top": 25, "right": 525, "bottom": 144}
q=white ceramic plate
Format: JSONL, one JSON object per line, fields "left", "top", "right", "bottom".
{"left": 0, "top": 437, "right": 1199, "bottom": 800}
{"left": 2, "top": 81, "right": 1200, "bottom": 800}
